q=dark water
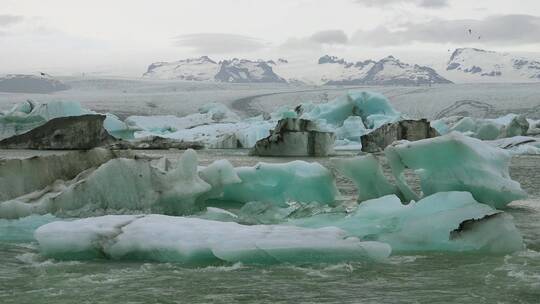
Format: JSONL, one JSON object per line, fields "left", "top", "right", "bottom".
{"left": 1, "top": 151, "right": 539, "bottom": 304}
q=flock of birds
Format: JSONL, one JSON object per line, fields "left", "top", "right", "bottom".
{"left": 447, "top": 28, "right": 482, "bottom": 53}
{"left": 468, "top": 28, "right": 481, "bottom": 40}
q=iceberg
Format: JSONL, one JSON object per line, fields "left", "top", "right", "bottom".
{"left": 0, "top": 150, "right": 212, "bottom": 218}
{"left": 0, "top": 214, "right": 57, "bottom": 242}
{"left": 487, "top": 136, "right": 540, "bottom": 155}
{"left": 0, "top": 100, "right": 131, "bottom": 140}
{"left": 0, "top": 148, "right": 126, "bottom": 202}
{"left": 198, "top": 159, "right": 242, "bottom": 200}
{"left": 384, "top": 132, "right": 527, "bottom": 208}
{"left": 125, "top": 103, "right": 274, "bottom": 148}
{"left": 333, "top": 155, "right": 401, "bottom": 202}
{"left": 334, "top": 116, "right": 368, "bottom": 142}
{"left": 0, "top": 150, "right": 341, "bottom": 219}
{"left": 250, "top": 118, "right": 335, "bottom": 157}
{"left": 221, "top": 161, "right": 339, "bottom": 206}
{"left": 430, "top": 119, "right": 450, "bottom": 135}
{"left": 34, "top": 215, "right": 391, "bottom": 264}
{"left": 447, "top": 114, "right": 530, "bottom": 140}
{"left": 293, "top": 192, "right": 523, "bottom": 253}
{"left": 133, "top": 119, "right": 274, "bottom": 149}
{"left": 301, "top": 91, "right": 401, "bottom": 129}
{"left": 360, "top": 119, "right": 439, "bottom": 153}
{"left": 126, "top": 102, "right": 240, "bottom": 133}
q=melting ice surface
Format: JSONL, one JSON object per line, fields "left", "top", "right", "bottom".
{"left": 0, "top": 90, "right": 537, "bottom": 271}
{"left": 2, "top": 92, "right": 538, "bottom": 153}
{"left": 292, "top": 192, "right": 523, "bottom": 253}
{"left": 34, "top": 215, "right": 391, "bottom": 264}
{"left": 385, "top": 132, "right": 527, "bottom": 208}
{"left": 0, "top": 100, "right": 128, "bottom": 140}
{"left": 0, "top": 135, "right": 528, "bottom": 264}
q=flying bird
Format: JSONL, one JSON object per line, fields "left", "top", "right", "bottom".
{"left": 468, "top": 29, "right": 472, "bottom": 34}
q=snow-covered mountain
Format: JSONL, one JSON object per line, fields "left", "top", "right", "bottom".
{"left": 0, "top": 73, "right": 70, "bottom": 93}
{"left": 143, "top": 56, "right": 218, "bottom": 81}
{"left": 144, "top": 57, "right": 285, "bottom": 83}
{"left": 305, "top": 55, "right": 452, "bottom": 85}
{"left": 446, "top": 48, "right": 540, "bottom": 82}
{"left": 144, "top": 55, "right": 452, "bottom": 85}
{"left": 214, "top": 58, "right": 286, "bottom": 83}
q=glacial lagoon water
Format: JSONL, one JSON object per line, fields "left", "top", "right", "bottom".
{"left": 1, "top": 150, "right": 539, "bottom": 304}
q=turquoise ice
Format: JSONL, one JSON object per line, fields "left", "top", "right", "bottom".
{"left": 292, "top": 191, "right": 523, "bottom": 253}
{"left": 221, "top": 161, "right": 339, "bottom": 206}
{"left": 385, "top": 132, "right": 527, "bottom": 208}
{"left": 333, "top": 154, "right": 401, "bottom": 202}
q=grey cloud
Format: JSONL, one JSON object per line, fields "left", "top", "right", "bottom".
{"left": 354, "top": 0, "right": 448, "bottom": 8}
{"left": 419, "top": 0, "right": 448, "bottom": 8}
{"left": 0, "top": 15, "right": 23, "bottom": 27}
{"left": 172, "top": 33, "right": 267, "bottom": 54}
{"left": 309, "top": 30, "right": 348, "bottom": 44}
{"left": 351, "top": 14, "right": 540, "bottom": 46}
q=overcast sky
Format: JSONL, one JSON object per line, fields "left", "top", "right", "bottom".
{"left": 1, "top": 0, "right": 539, "bottom": 75}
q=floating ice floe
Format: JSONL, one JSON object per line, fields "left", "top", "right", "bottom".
{"left": 0, "top": 150, "right": 212, "bottom": 218}
{"left": 126, "top": 102, "right": 240, "bottom": 133}
{"left": 264, "top": 91, "right": 405, "bottom": 150}
{"left": 300, "top": 91, "right": 402, "bottom": 129}
{"left": 0, "top": 214, "right": 57, "bottom": 242}
{"left": 220, "top": 160, "right": 339, "bottom": 206}
{"left": 0, "top": 148, "right": 128, "bottom": 202}
{"left": 292, "top": 192, "right": 523, "bottom": 253}
{"left": 0, "top": 100, "right": 130, "bottom": 140}
{"left": 333, "top": 154, "right": 401, "bottom": 202}
{"left": 433, "top": 114, "right": 530, "bottom": 140}
{"left": 0, "top": 150, "right": 340, "bottom": 219}
{"left": 126, "top": 102, "right": 275, "bottom": 148}
{"left": 360, "top": 119, "right": 439, "bottom": 152}
{"left": 34, "top": 215, "right": 391, "bottom": 264}
{"left": 487, "top": 136, "right": 540, "bottom": 155}
{"left": 250, "top": 118, "right": 335, "bottom": 156}
{"left": 385, "top": 132, "right": 527, "bottom": 208}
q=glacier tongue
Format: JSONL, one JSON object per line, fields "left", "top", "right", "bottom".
{"left": 34, "top": 215, "right": 391, "bottom": 264}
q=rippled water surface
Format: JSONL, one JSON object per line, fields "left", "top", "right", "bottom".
{"left": 1, "top": 151, "right": 539, "bottom": 304}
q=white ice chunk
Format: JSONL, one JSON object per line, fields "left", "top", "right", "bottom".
{"left": 35, "top": 215, "right": 391, "bottom": 264}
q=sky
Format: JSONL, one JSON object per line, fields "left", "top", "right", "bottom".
{"left": 1, "top": 0, "right": 539, "bottom": 75}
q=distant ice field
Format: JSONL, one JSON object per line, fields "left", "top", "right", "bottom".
{"left": 0, "top": 77, "right": 538, "bottom": 120}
